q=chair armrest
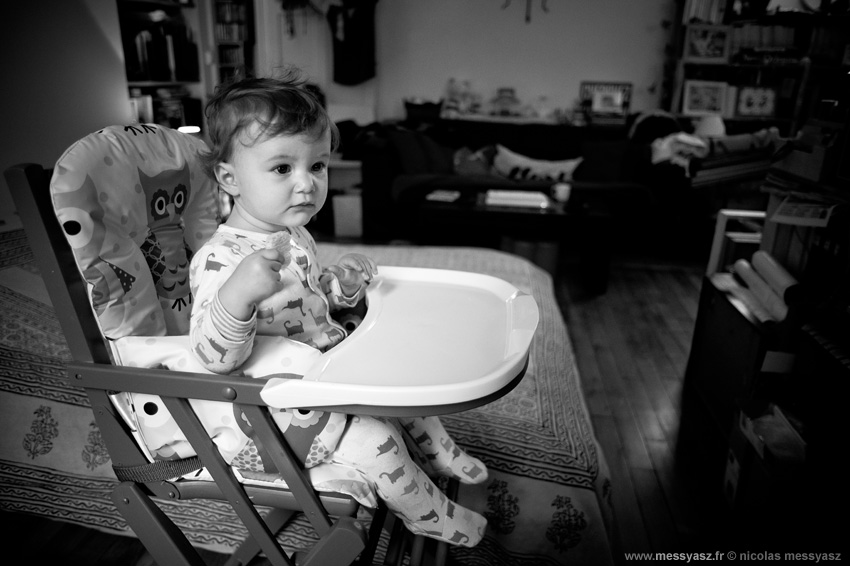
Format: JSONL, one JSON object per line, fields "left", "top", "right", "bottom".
{"left": 67, "top": 360, "right": 301, "bottom": 406}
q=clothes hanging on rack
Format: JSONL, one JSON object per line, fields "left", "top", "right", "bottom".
{"left": 326, "top": 0, "right": 378, "bottom": 85}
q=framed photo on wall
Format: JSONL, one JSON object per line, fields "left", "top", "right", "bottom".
{"left": 736, "top": 86, "right": 777, "bottom": 117}
{"left": 682, "top": 80, "right": 728, "bottom": 116}
{"left": 684, "top": 24, "right": 731, "bottom": 64}
{"left": 579, "top": 82, "right": 633, "bottom": 117}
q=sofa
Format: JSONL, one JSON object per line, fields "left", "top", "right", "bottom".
{"left": 339, "top": 114, "right": 782, "bottom": 271}
{"left": 346, "top": 118, "right": 660, "bottom": 244}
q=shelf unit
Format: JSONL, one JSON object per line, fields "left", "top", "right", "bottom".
{"left": 118, "top": 0, "right": 200, "bottom": 85}
{"left": 667, "top": 1, "right": 850, "bottom": 136}
{"left": 117, "top": 0, "right": 204, "bottom": 129}
{"left": 213, "top": 0, "right": 255, "bottom": 84}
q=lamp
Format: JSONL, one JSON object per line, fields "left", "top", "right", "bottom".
{"left": 694, "top": 114, "right": 726, "bottom": 138}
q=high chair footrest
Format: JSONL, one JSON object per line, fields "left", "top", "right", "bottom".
{"left": 296, "top": 516, "right": 367, "bottom": 566}
{"left": 113, "top": 456, "right": 203, "bottom": 483}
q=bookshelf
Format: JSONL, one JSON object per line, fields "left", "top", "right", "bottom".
{"left": 678, "top": 164, "right": 849, "bottom": 550}
{"left": 117, "top": 0, "right": 204, "bottom": 129}
{"left": 213, "top": 0, "right": 255, "bottom": 84}
{"left": 668, "top": 0, "right": 850, "bottom": 136}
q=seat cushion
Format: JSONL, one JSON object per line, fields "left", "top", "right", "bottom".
{"left": 51, "top": 124, "right": 220, "bottom": 338}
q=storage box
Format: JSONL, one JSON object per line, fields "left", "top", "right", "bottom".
{"left": 332, "top": 190, "right": 363, "bottom": 238}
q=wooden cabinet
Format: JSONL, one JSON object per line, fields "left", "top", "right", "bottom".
{"left": 668, "top": 1, "right": 849, "bottom": 136}
{"left": 212, "top": 0, "right": 255, "bottom": 84}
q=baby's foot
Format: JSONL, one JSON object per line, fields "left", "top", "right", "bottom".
{"left": 431, "top": 448, "right": 489, "bottom": 485}
{"left": 405, "top": 500, "right": 487, "bottom": 548}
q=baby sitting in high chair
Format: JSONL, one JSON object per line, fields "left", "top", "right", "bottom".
{"left": 189, "top": 70, "right": 488, "bottom": 547}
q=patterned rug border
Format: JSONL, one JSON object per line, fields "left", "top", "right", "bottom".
{"left": 0, "top": 229, "right": 33, "bottom": 269}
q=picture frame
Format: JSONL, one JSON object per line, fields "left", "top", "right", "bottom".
{"left": 736, "top": 86, "right": 777, "bottom": 117}
{"left": 683, "top": 24, "right": 731, "bottom": 64}
{"left": 579, "top": 82, "right": 632, "bottom": 117}
{"left": 682, "top": 80, "right": 728, "bottom": 117}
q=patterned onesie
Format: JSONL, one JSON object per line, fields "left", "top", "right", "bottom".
{"left": 189, "top": 224, "right": 489, "bottom": 547}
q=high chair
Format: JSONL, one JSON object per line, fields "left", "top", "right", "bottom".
{"left": 5, "top": 124, "right": 537, "bottom": 566}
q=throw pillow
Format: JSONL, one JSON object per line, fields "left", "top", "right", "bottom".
{"left": 453, "top": 146, "right": 494, "bottom": 176}
{"left": 492, "top": 144, "right": 583, "bottom": 182}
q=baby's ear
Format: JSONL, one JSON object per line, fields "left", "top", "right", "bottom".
{"left": 215, "top": 162, "right": 239, "bottom": 196}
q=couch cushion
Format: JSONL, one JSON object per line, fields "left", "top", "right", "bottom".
{"left": 453, "top": 146, "right": 495, "bottom": 176}
{"left": 387, "top": 129, "right": 455, "bottom": 175}
{"left": 572, "top": 140, "right": 638, "bottom": 183}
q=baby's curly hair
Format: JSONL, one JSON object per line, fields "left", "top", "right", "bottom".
{"left": 201, "top": 68, "right": 339, "bottom": 180}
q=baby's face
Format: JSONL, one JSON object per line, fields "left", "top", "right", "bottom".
{"left": 223, "top": 123, "right": 330, "bottom": 232}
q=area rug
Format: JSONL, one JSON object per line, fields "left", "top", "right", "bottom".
{"left": 0, "top": 229, "right": 33, "bottom": 269}
{"left": 0, "top": 234, "right": 614, "bottom": 565}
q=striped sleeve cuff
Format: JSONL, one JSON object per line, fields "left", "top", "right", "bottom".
{"left": 210, "top": 292, "right": 256, "bottom": 342}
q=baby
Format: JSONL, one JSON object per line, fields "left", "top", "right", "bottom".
{"left": 189, "top": 71, "right": 488, "bottom": 547}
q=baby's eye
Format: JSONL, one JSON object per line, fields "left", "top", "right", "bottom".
{"left": 274, "top": 164, "right": 291, "bottom": 175}
{"left": 311, "top": 162, "right": 328, "bottom": 173}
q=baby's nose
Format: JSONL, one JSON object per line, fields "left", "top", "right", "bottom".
{"left": 295, "top": 175, "right": 315, "bottom": 193}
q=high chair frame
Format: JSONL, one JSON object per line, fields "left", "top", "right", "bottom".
{"left": 5, "top": 162, "right": 393, "bottom": 566}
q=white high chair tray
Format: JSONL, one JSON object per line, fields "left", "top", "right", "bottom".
{"left": 261, "top": 266, "right": 539, "bottom": 412}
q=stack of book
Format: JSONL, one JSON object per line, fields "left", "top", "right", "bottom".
{"left": 712, "top": 250, "right": 801, "bottom": 325}
{"left": 484, "top": 190, "right": 551, "bottom": 209}
{"left": 692, "top": 150, "right": 772, "bottom": 189}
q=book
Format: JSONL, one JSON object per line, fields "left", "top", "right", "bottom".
{"left": 485, "top": 190, "right": 551, "bottom": 209}
{"left": 425, "top": 190, "right": 461, "bottom": 203}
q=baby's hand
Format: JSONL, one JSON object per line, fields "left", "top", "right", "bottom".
{"left": 219, "top": 248, "right": 285, "bottom": 321}
{"left": 265, "top": 231, "right": 292, "bottom": 268}
{"left": 327, "top": 253, "right": 378, "bottom": 293}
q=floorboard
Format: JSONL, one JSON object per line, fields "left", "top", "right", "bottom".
{"left": 559, "top": 248, "right": 706, "bottom": 564}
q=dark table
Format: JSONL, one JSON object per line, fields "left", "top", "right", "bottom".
{"left": 408, "top": 186, "right": 621, "bottom": 294}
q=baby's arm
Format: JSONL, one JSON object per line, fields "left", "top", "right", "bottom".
{"left": 190, "top": 245, "right": 287, "bottom": 373}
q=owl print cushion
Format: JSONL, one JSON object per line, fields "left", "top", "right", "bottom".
{"left": 51, "top": 124, "right": 220, "bottom": 338}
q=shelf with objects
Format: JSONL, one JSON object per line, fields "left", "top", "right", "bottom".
{"left": 212, "top": 0, "right": 255, "bottom": 84}
{"left": 668, "top": 0, "right": 850, "bottom": 137}
{"left": 675, "top": 94, "right": 850, "bottom": 549}
{"left": 118, "top": 0, "right": 205, "bottom": 130}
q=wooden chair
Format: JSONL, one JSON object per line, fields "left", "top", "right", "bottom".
{"left": 4, "top": 124, "right": 395, "bottom": 566}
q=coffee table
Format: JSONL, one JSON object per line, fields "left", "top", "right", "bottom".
{"left": 409, "top": 187, "right": 617, "bottom": 293}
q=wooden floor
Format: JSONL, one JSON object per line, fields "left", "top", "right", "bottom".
{"left": 557, "top": 252, "right": 712, "bottom": 562}
{"left": 3, "top": 242, "right": 718, "bottom": 566}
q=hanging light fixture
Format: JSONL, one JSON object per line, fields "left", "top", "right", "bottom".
{"left": 502, "top": 0, "right": 549, "bottom": 23}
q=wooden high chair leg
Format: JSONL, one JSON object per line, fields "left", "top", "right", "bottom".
{"left": 409, "top": 534, "right": 426, "bottom": 566}
{"left": 383, "top": 516, "right": 409, "bottom": 566}
{"left": 162, "top": 396, "right": 295, "bottom": 566}
{"left": 354, "top": 503, "right": 389, "bottom": 566}
{"left": 112, "top": 481, "right": 205, "bottom": 566}
{"left": 226, "top": 508, "right": 297, "bottom": 566}
{"left": 239, "top": 404, "right": 370, "bottom": 565}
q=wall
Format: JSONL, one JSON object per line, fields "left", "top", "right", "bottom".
{"left": 1, "top": 0, "right": 131, "bottom": 229}
{"left": 254, "top": 0, "right": 677, "bottom": 123}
